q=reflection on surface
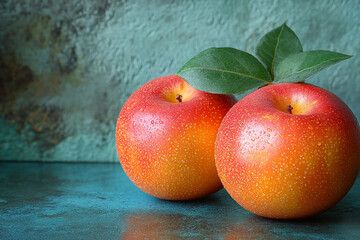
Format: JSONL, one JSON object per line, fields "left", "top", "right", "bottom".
{"left": 120, "top": 210, "right": 271, "bottom": 239}
{"left": 119, "top": 198, "right": 360, "bottom": 240}
{"left": 222, "top": 216, "right": 271, "bottom": 240}
{"left": 121, "top": 212, "right": 181, "bottom": 239}
{"left": 222, "top": 202, "right": 360, "bottom": 240}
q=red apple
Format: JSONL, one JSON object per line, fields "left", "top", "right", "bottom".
{"left": 116, "top": 75, "right": 236, "bottom": 200}
{"left": 215, "top": 83, "right": 360, "bottom": 219}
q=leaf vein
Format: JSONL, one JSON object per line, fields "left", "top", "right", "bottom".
{"left": 270, "top": 24, "right": 285, "bottom": 79}
{"left": 178, "top": 67, "right": 270, "bottom": 83}
{"left": 227, "top": 50, "right": 252, "bottom": 74}
{"left": 277, "top": 57, "right": 347, "bottom": 80}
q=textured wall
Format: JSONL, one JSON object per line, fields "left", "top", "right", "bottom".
{"left": 1, "top": 0, "right": 359, "bottom": 162}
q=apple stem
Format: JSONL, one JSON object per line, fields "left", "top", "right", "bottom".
{"left": 176, "top": 94, "right": 183, "bottom": 103}
{"left": 287, "top": 105, "right": 293, "bottom": 114}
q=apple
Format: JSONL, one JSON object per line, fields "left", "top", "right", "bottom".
{"left": 116, "top": 74, "right": 237, "bottom": 200}
{"left": 215, "top": 83, "right": 360, "bottom": 219}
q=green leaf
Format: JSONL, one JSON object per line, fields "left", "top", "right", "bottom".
{"left": 255, "top": 23, "right": 303, "bottom": 80}
{"left": 177, "top": 47, "right": 271, "bottom": 94}
{"left": 274, "top": 50, "right": 352, "bottom": 83}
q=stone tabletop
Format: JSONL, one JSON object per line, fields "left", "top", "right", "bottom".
{"left": 1, "top": 162, "right": 359, "bottom": 239}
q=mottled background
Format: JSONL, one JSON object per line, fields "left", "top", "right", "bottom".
{"left": 1, "top": 0, "right": 359, "bottom": 162}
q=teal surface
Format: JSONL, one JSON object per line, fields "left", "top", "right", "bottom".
{"left": 1, "top": 162, "right": 359, "bottom": 239}
{"left": 1, "top": 0, "right": 360, "bottom": 162}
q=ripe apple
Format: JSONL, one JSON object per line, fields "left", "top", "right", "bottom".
{"left": 215, "top": 83, "right": 360, "bottom": 219}
{"left": 116, "top": 75, "right": 236, "bottom": 200}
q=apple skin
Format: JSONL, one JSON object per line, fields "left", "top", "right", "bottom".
{"left": 215, "top": 83, "right": 360, "bottom": 219}
{"left": 116, "top": 75, "right": 237, "bottom": 200}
